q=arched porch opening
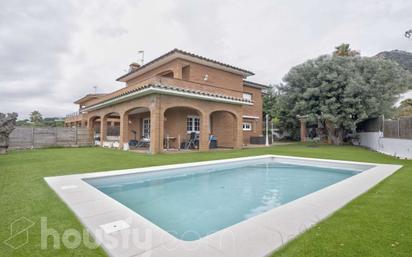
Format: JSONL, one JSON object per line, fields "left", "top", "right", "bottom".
{"left": 101, "top": 112, "right": 121, "bottom": 146}
{"left": 210, "top": 110, "right": 239, "bottom": 149}
{"left": 88, "top": 116, "right": 101, "bottom": 145}
{"left": 122, "top": 107, "right": 151, "bottom": 150}
{"left": 163, "top": 106, "right": 203, "bottom": 151}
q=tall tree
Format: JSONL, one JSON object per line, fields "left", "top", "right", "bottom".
{"left": 333, "top": 43, "right": 360, "bottom": 57}
{"left": 278, "top": 55, "right": 411, "bottom": 144}
{"left": 30, "top": 110, "right": 43, "bottom": 124}
{"left": 263, "top": 87, "right": 278, "bottom": 117}
{"left": 263, "top": 88, "right": 281, "bottom": 129}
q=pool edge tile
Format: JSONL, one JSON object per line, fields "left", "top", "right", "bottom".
{"left": 44, "top": 155, "right": 403, "bottom": 257}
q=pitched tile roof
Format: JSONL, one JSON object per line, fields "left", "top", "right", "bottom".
{"left": 74, "top": 93, "right": 107, "bottom": 104}
{"left": 116, "top": 49, "right": 254, "bottom": 81}
{"left": 243, "top": 80, "right": 271, "bottom": 89}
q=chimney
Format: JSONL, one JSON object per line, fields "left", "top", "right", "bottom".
{"left": 129, "top": 62, "right": 141, "bottom": 72}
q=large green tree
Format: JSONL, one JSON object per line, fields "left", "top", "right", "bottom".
{"left": 278, "top": 54, "right": 411, "bottom": 144}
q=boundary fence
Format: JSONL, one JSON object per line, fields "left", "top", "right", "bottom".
{"left": 9, "top": 127, "right": 90, "bottom": 149}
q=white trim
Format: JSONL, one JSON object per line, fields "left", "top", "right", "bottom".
{"left": 45, "top": 155, "right": 401, "bottom": 257}
{"left": 186, "top": 115, "right": 200, "bottom": 133}
{"left": 243, "top": 80, "right": 271, "bottom": 89}
{"left": 242, "top": 122, "right": 252, "bottom": 131}
{"left": 81, "top": 85, "right": 253, "bottom": 113}
{"left": 242, "top": 115, "right": 260, "bottom": 120}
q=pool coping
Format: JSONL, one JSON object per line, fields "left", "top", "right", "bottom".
{"left": 44, "top": 155, "right": 402, "bottom": 257}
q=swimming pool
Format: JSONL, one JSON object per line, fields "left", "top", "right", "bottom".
{"left": 85, "top": 158, "right": 364, "bottom": 241}
{"left": 45, "top": 155, "right": 401, "bottom": 257}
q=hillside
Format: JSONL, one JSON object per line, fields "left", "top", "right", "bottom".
{"left": 375, "top": 49, "right": 412, "bottom": 72}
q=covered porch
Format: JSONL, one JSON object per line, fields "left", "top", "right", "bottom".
{"left": 84, "top": 89, "right": 246, "bottom": 154}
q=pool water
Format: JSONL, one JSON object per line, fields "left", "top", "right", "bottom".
{"left": 85, "top": 159, "right": 362, "bottom": 241}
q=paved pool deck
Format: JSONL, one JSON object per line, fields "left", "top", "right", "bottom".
{"left": 45, "top": 155, "right": 402, "bottom": 257}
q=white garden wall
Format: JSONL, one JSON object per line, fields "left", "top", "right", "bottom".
{"left": 358, "top": 132, "right": 412, "bottom": 159}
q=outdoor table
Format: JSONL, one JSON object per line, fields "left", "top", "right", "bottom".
{"left": 165, "top": 136, "right": 176, "bottom": 149}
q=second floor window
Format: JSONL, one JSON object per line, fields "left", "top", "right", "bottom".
{"left": 187, "top": 116, "right": 200, "bottom": 133}
{"left": 243, "top": 93, "right": 252, "bottom": 101}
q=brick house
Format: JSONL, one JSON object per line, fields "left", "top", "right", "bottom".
{"left": 65, "top": 49, "right": 270, "bottom": 154}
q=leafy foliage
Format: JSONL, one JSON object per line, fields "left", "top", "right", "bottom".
{"left": 264, "top": 87, "right": 302, "bottom": 139}
{"left": 29, "top": 110, "right": 43, "bottom": 124}
{"left": 333, "top": 43, "right": 360, "bottom": 57}
{"left": 19, "top": 112, "right": 64, "bottom": 127}
{"left": 263, "top": 88, "right": 280, "bottom": 125}
{"left": 277, "top": 54, "right": 411, "bottom": 144}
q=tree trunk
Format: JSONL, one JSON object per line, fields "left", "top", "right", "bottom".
{"left": 325, "top": 120, "right": 344, "bottom": 145}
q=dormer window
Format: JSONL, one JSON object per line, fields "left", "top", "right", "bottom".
{"left": 243, "top": 93, "right": 252, "bottom": 101}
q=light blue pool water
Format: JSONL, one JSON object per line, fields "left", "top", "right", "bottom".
{"left": 85, "top": 158, "right": 367, "bottom": 241}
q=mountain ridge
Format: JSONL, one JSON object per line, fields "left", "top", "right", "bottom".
{"left": 375, "top": 49, "right": 412, "bottom": 72}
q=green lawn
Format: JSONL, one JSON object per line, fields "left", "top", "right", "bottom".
{"left": 0, "top": 145, "right": 411, "bottom": 257}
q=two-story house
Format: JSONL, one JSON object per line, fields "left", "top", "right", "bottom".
{"left": 65, "top": 49, "right": 270, "bottom": 154}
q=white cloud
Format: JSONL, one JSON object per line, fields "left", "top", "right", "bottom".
{"left": 0, "top": 0, "right": 411, "bottom": 119}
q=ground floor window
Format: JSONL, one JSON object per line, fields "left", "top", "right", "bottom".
{"left": 187, "top": 115, "right": 200, "bottom": 133}
{"left": 142, "top": 118, "right": 150, "bottom": 139}
{"left": 243, "top": 122, "right": 252, "bottom": 131}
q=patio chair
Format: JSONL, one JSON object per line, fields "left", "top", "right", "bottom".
{"left": 136, "top": 137, "right": 150, "bottom": 148}
{"left": 128, "top": 130, "right": 139, "bottom": 148}
{"left": 184, "top": 132, "right": 198, "bottom": 149}
{"left": 209, "top": 134, "right": 218, "bottom": 149}
{"left": 128, "top": 139, "right": 139, "bottom": 147}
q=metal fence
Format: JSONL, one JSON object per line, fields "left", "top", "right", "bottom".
{"left": 357, "top": 116, "right": 412, "bottom": 139}
{"left": 9, "top": 127, "right": 91, "bottom": 149}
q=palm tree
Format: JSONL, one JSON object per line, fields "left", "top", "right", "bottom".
{"left": 333, "top": 43, "right": 360, "bottom": 57}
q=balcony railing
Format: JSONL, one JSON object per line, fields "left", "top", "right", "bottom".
{"left": 65, "top": 112, "right": 84, "bottom": 121}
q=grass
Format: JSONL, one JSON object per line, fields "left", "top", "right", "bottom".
{"left": 0, "top": 144, "right": 411, "bottom": 257}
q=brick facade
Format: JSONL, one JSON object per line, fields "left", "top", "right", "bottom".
{"left": 242, "top": 85, "right": 264, "bottom": 143}
{"left": 65, "top": 49, "right": 268, "bottom": 154}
